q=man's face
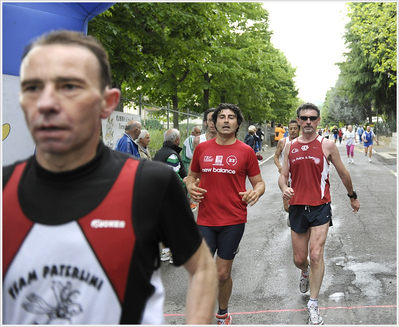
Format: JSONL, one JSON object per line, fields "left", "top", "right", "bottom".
{"left": 205, "top": 112, "right": 216, "bottom": 133}
{"left": 140, "top": 132, "right": 150, "bottom": 147}
{"left": 215, "top": 109, "right": 238, "bottom": 136}
{"left": 192, "top": 127, "right": 201, "bottom": 136}
{"left": 19, "top": 44, "right": 108, "bottom": 156}
{"left": 132, "top": 123, "right": 142, "bottom": 140}
{"left": 297, "top": 109, "right": 320, "bottom": 135}
{"left": 288, "top": 123, "right": 300, "bottom": 140}
{"left": 367, "top": 126, "right": 371, "bottom": 132}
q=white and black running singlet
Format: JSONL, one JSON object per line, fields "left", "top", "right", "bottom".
{"left": 3, "top": 142, "right": 202, "bottom": 325}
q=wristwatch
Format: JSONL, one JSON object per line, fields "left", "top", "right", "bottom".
{"left": 347, "top": 190, "right": 357, "bottom": 199}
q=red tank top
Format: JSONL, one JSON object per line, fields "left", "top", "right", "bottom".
{"left": 289, "top": 136, "right": 331, "bottom": 206}
{"left": 3, "top": 160, "right": 140, "bottom": 324}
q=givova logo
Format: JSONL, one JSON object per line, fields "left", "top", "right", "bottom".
{"left": 91, "top": 220, "right": 126, "bottom": 228}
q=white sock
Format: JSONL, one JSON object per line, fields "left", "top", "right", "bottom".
{"left": 308, "top": 298, "right": 318, "bottom": 308}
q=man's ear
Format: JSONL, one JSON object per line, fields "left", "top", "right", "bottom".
{"left": 101, "top": 87, "right": 121, "bottom": 119}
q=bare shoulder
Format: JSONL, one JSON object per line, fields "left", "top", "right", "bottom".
{"left": 275, "top": 138, "right": 284, "bottom": 152}
{"left": 322, "top": 137, "right": 339, "bottom": 160}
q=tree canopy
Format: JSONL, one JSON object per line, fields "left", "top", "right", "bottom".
{"left": 88, "top": 2, "right": 299, "bottom": 127}
{"left": 331, "top": 2, "right": 397, "bottom": 125}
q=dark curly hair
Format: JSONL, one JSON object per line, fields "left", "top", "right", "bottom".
{"left": 212, "top": 103, "right": 244, "bottom": 136}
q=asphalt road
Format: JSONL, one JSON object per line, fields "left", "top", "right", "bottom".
{"left": 161, "top": 141, "right": 397, "bottom": 325}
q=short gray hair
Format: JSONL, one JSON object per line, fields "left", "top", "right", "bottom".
{"left": 164, "top": 128, "right": 180, "bottom": 142}
{"left": 192, "top": 126, "right": 201, "bottom": 132}
{"left": 137, "top": 129, "right": 149, "bottom": 141}
{"left": 125, "top": 121, "right": 140, "bottom": 131}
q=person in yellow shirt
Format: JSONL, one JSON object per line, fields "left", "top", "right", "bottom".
{"left": 275, "top": 123, "right": 286, "bottom": 141}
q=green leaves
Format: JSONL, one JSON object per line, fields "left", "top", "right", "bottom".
{"left": 88, "top": 2, "right": 298, "bottom": 125}
{"left": 335, "top": 2, "right": 396, "bottom": 123}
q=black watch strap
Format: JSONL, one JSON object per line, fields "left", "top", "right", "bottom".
{"left": 347, "top": 190, "right": 357, "bottom": 199}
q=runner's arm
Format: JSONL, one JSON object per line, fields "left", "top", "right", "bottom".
{"left": 186, "top": 172, "right": 207, "bottom": 203}
{"left": 240, "top": 173, "right": 265, "bottom": 206}
{"left": 273, "top": 139, "right": 284, "bottom": 173}
{"left": 324, "top": 141, "right": 360, "bottom": 213}
{"left": 183, "top": 239, "right": 217, "bottom": 324}
{"left": 278, "top": 142, "right": 294, "bottom": 200}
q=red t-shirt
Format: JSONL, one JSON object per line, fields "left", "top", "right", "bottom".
{"left": 289, "top": 136, "right": 331, "bottom": 206}
{"left": 191, "top": 138, "right": 260, "bottom": 226}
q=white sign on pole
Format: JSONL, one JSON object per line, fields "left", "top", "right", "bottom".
{"left": 101, "top": 111, "right": 141, "bottom": 149}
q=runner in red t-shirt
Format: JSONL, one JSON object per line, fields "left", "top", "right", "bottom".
{"left": 187, "top": 103, "right": 265, "bottom": 325}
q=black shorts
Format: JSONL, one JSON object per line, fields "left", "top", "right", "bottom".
{"left": 198, "top": 224, "right": 245, "bottom": 260}
{"left": 289, "top": 203, "right": 332, "bottom": 233}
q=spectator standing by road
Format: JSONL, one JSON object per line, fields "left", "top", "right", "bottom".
{"left": 275, "top": 123, "right": 285, "bottom": 144}
{"left": 154, "top": 128, "right": 187, "bottom": 188}
{"left": 136, "top": 129, "right": 152, "bottom": 161}
{"left": 115, "top": 120, "right": 141, "bottom": 158}
{"left": 181, "top": 126, "right": 201, "bottom": 172}
{"left": 274, "top": 119, "right": 300, "bottom": 213}
{"left": 343, "top": 125, "right": 356, "bottom": 163}
{"left": 2, "top": 30, "right": 217, "bottom": 325}
{"left": 256, "top": 127, "right": 264, "bottom": 151}
{"left": 244, "top": 125, "right": 257, "bottom": 152}
{"left": 187, "top": 103, "right": 265, "bottom": 325}
{"left": 279, "top": 102, "right": 360, "bottom": 325}
{"left": 154, "top": 128, "right": 189, "bottom": 264}
{"left": 362, "top": 125, "right": 379, "bottom": 162}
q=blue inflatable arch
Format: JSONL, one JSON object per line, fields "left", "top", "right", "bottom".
{"left": 1, "top": 2, "right": 114, "bottom": 166}
{"left": 3, "top": 2, "right": 114, "bottom": 76}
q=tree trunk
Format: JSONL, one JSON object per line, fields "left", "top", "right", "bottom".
{"left": 172, "top": 93, "right": 179, "bottom": 130}
{"left": 220, "top": 90, "right": 226, "bottom": 103}
{"left": 366, "top": 102, "right": 372, "bottom": 124}
{"left": 203, "top": 72, "right": 211, "bottom": 109}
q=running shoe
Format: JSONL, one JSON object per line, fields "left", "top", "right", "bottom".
{"left": 160, "top": 250, "right": 171, "bottom": 261}
{"left": 368, "top": 158, "right": 372, "bottom": 163}
{"left": 347, "top": 158, "right": 351, "bottom": 163}
{"left": 351, "top": 158, "right": 354, "bottom": 164}
{"left": 307, "top": 303, "right": 324, "bottom": 325}
{"left": 216, "top": 312, "right": 232, "bottom": 325}
{"left": 169, "top": 256, "right": 173, "bottom": 264}
{"left": 300, "top": 271, "right": 310, "bottom": 293}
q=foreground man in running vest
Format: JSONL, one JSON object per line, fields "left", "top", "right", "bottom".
{"left": 3, "top": 30, "right": 217, "bottom": 325}
{"left": 278, "top": 102, "right": 360, "bottom": 325}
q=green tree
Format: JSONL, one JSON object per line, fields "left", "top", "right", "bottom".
{"left": 337, "top": 2, "right": 396, "bottom": 123}
{"left": 89, "top": 3, "right": 299, "bottom": 127}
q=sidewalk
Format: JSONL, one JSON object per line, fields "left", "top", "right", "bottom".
{"left": 256, "top": 141, "right": 397, "bottom": 165}
{"left": 354, "top": 141, "right": 397, "bottom": 164}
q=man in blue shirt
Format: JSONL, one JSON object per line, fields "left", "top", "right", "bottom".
{"left": 115, "top": 120, "right": 142, "bottom": 158}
